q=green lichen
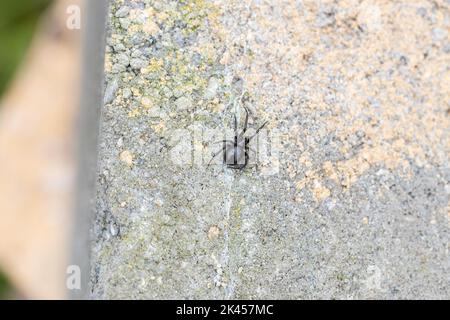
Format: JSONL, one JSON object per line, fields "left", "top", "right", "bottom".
{"left": 124, "top": 0, "right": 222, "bottom": 129}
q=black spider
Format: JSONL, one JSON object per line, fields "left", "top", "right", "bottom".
{"left": 207, "top": 106, "right": 268, "bottom": 170}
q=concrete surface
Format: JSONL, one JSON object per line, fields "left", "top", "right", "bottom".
{"left": 91, "top": 0, "right": 450, "bottom": 299}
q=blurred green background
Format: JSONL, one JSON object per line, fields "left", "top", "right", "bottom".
{"left": 0, "top": 0, "right": 51, "bottom": 299}
{"left": 0, "top": 273, "right": 14, "bottom": 299}
{"left": 0, "top": 0, "right": 51, "bottom": 95}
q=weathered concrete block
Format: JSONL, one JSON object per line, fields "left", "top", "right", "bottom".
{"left": 92, "top": 0, "right": 450, "bottom": 299}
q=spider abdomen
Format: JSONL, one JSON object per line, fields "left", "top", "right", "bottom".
{"left": 224, "top": 138, "right": 248, "bottom": 168}
{"left": 207, "top": 102, "right": 267, "bottom": 170}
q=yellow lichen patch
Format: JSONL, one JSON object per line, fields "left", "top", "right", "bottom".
{"left": 104, "top": 53, "right": 112, "bottom": 73}
{"left": 127, "top": 24, "right": 141, "bottom": 36}
{"left": 192, "top": 42, "right": 218, "bottom": 64}
{"left": 143, "top": 7, "right": 156, "bottom": 18}
{"left": 298, "top": 152, "right": 312, "bottom": 168}
{"left": 151, "top": 121, "right": 166, "bottom": 134}
{"left": 323, "top": 161, "right": 339, "bottom": 183}
{"left": 207, "top": 225, "right": 220, "bottom": 240}
{"left": 142, "top": 20, "right": 160, "bottom": 36}
{"left": 131, "top": 87, "right": 141, "bottom": 97}
{"left": 128, "top": 109, "right": 141, "bottom": 118}
{"left": 141, "top": 58, "right": 164, "bottom": 74}
{"left": 119, "top": 150, "right": 134, "bottom": 166}
{"left": 295, "top": 178, "right": 307, "bottom": 191}
{"left": 311, "top": 180, "right": 331, "bottom": 202}
{"left": 219, "top": 50, "right": 231, "bottom": 65}
{"left": 112, "top": 0, "right": 223, "bottom": 132}
{"left": 156, "top": 11, "right": 169, "bottom": 22}
{"left": 239, "top": 0, "right": 448, "bottom": 190}
{"left": 141, "top": 96, "right": 153, "bottom": 108}
{"left": 334, "top": 145, "right": 413, "bottom": 188}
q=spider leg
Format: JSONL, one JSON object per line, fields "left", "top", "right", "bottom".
{"left": 248, "top": 121, "right": 268, "bottom": 141}
{"left": 239, "top": 90, "right": 246, "bottom": 103}
{"left": 242, "top": 106, "right": 249, "bottom": 134}
{"left": 244, "top": 148, "right": 259, "bottom": 171}
{"left": 207, "top": 143, "right": 227, "bottom": 167}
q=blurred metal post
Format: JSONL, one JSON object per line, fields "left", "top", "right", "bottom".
{"left": 70, "top": 0, "right": 109, "bottom": 299}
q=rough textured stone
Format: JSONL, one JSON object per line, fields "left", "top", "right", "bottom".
{"left": 92, "top": 0, "right": 450, "bottom": 299}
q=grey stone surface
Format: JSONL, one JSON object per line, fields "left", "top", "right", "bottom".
{"left": 91, "top": 0, "right": 450, "bottom": 299}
